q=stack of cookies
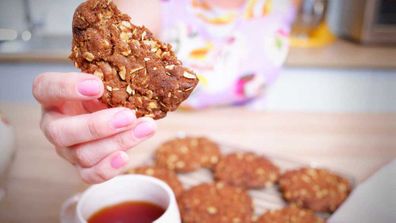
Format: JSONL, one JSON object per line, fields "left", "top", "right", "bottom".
{"left": 128, "top": 136, "right": 352, "bottom": 223}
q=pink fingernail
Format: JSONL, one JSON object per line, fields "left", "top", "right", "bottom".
{"left": 112, "top": 110, "right": 135, "bottom": 129}
{"left": 134, "top": 120, "right": 156, "bottom": 138}
{"left": 111, "top": 152, "right": 129, "bottom": 169}
{"left": 78, "top": 79, "right": 101, "bottom": 96}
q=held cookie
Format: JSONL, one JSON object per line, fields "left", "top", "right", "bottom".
{"left": 155, "top": 137, "right": 221, "bottom": 173}
{"left": 214, "top": 152, "right": 280, "bottom": 189}
{"left": 70, "top": 0, "right": 198, "bottom": 119}
{"left": 179, "top": 183, "right": 254, "bottom": 223}
{"left": 128, "top": 166, "right": 184, "bottom": 197}
{"left": 257, "top": 206, "right": 324, "bottom": 223}
{"left": 279, "top": 168, "right": 351, "bottom": 212}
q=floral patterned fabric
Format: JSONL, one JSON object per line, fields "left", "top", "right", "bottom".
{"left": 160, "top": 0, "right": 296, "bottom": 108}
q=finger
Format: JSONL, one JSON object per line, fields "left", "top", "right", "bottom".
{"left": 42, "top": 107, "right": 137, "bottom": 147}
{"left": 54, "top": 146, "right": 77, "bottom": 165}
{"left": 71, "top": 118, "right": 156, "bottom": 168}
{"left": 82, "top": 99, "right": 108, "bottom": 113}
{"left": 78, "top": 151, "right": 130, "bottom": 184}
{"left": 33, "top": 72, "right": 103, "bottom": 106}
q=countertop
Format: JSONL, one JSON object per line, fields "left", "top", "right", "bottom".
{"left": 0, "top": 103, "right": 395, "bottom": 222}
{"left": 286, "top": 39, "right": 396, "bottom": 69}
{"left": 0, "top": 39, "right": 396, "bottom": 69}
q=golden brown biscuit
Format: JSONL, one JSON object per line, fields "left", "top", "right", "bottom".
{"left": 279, "top": 168, "right": 351, "bottom": 212}
{"left": 70, "top": 0, "right": 198, "bottom": 119}
{"left": 257, "top": 206, "right": 324, "bottom": 223}
{"left": 214, "top": 152, "right": 280, "bottom": 189}
{"left": 155, "top": 137, "right": 221, "bottom": 173}
{"left": 128, "top": 166, "right": 184, "bottom": 197}
{"left": 179, "top": 183, "right": 254, "bottom": 223}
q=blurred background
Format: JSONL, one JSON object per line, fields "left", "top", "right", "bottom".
{"left": 0, "top": 0, "right": 395, "bottom": 112}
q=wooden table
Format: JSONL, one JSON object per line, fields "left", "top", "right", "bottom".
{"left": 0, "top": 103, "right": 395, "bottom": 222}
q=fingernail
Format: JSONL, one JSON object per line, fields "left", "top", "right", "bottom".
{"left": 111, "top": 152, "right": 129, "bottom": 169}
{"left": 78, "top": 79, "right": 101, "bottom": 96}
{"left": 112, "top": 110, "right": 135, "bottom": 129}
{"left": 134, "top": 120, "right": 156, "bottom": 138}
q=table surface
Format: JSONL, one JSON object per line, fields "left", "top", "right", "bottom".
{"left": 0, "top": 103, "right": 395, "bottom": 222}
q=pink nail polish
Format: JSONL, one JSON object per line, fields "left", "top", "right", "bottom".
{"left": 134, "top": 121, "right": 156, "bottom": 138}
{"left": 112, "top": 110, "right": 135, "bottom": 129}
{"left": 111, "top": 152, "right": 129, "bottom": 169}
{"left": 78, "top": 79, "right": 101, "bottom": 96}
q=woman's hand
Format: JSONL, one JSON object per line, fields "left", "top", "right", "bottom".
{"left": 33, "top": 72, "right": 156, "bottom": 184}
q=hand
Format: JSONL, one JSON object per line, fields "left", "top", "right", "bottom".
{"left": 33, "top": 72, "right": 156, "bottom": 184}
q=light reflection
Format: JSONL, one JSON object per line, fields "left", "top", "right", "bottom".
{"left": 21, "top": 30, "right": 32, "bottom": 41}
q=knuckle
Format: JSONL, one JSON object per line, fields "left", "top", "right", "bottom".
{"left": 55, "top": 147, "right": 76, "bottom": 165}
{"left": 114, "top": 133, "right": 134, "bottom": 150}
{"left": 74, "top": 148, "right": 94, "bottom": 168}
{"left": 87, "top": 118, "right": 104, "bottom": 139}
{"left": 79, "top": 172, "right": 94, "bottom": 184}
{"left": 95, "top": 167, "right": 112, "bottom": 181}
{"left": 56, "top": 80, "right": 70, "bottom": 98}
{"left": 33, "top": 72, "right": 72, "bottom": 102}
{"left": 48, "top": 80, "right": 67, "bottom": 101}
{"left": 45, "top": 121, "right": 64, "bottom": 147}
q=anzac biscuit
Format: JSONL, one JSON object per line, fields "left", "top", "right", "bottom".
{"left": 129, "top": 166, "right": 184, "bottom": 197}
{"left": 70, "top": 0, "right": 198, "bottom": 119}
{"left": 214, "top": 152, "right": 280, "bottom": 189}
{"left": 155, "top": 137, "right": 221, "bottom": 173}
{"left": 279, "top": 168, "right": 351, "bottom": 212}
{"left": 179, "top": 183, "right": 254, "bottom": 223}
{"left": 257, "top": 206, "right": 324, "bottom": 223}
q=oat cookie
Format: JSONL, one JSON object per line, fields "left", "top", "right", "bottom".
{"left": 257, "top": 206, "right": 324, "bottom": 223}
{"left": 129, "top": 166, "right": 184, "bottom": 197}
{"left": 70, "top": 0, "right": 198, "bottom": 119}
{"left": 179, "top": 183, "right": 254, "bottom": 223}
{"left": 155, "top": 137, "right": 221, "bottom": 173}
{"left": 214, "top": 152, "right": 280, "bottom": 189}
{"left": 279, "top": 168, "right": 351, "bottom": 212}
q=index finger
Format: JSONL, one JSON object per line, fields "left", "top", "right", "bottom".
{"left": 32, "top": 72, "right": 104, "bottom": 106}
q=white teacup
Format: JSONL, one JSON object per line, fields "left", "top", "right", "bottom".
{"left": 61, "top": 174, "right": 181, "bottom": 223}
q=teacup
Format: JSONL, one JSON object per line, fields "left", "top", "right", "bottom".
{"left": 61, "top": 174, "right": 181, "bottom": 223}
